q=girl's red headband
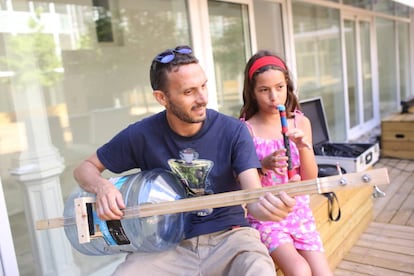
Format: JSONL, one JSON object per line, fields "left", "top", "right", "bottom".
{"left": 248, "top": 56, "right": 287, "bottom": 80}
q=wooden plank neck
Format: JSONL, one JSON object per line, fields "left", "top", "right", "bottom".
{"left": 127, "top": 168, "right": 388, "bottom": 218}
{"left": 36, "top": 168, "right": 389, "bottom": 230}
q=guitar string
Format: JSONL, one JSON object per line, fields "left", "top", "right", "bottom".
{"left": 49, "top": 169, "right": 386, "bottom": 227}
{"left": 59, "top": 179, "right": 323, "bottom": 225}
{"left": 121, "top": 180, "right": 323, "bottom": 219}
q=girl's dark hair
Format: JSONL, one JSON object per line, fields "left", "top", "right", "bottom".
{"left": 150, "top": 45, "right": 198, "bottom": 92}
{"left": 239, "top": 50, "right": 299, "bottom": 120}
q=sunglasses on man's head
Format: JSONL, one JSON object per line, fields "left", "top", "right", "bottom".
{"left": 154, "top": 46, "right": 193, "bottom": 63}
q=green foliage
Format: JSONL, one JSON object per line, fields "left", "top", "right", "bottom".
{"left": 1, "top": 8, "right": 62, "bottom": 88}
{"left": 211, "top": 20, "right": 247, "bottom": 80}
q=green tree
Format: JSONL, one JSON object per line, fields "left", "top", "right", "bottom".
{"left": 1, "top": 8, "right": 62, "bottom": 88}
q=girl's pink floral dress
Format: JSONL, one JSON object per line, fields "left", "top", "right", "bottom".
{"left": 244, "top": 120, "right": 324, "bottom": 253}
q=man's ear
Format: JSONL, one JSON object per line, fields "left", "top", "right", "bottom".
{"left": 153, "top": 90, "right": 167, "bottom": 106}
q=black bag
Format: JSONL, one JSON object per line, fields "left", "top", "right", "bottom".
{"left": 318, "top": 164, "right": 344, "bottom": 222}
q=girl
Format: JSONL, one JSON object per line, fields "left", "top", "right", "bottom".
{"left": 240, "top": 50, "right": 332, "bottom": 276}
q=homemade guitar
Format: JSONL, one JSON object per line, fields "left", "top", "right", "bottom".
{"left": 35, "top": 167, "right": 389, "bottom": 255}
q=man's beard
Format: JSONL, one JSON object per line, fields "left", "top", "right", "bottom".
{"left": 168, "top": 100, "right": 206, "bottom": 123}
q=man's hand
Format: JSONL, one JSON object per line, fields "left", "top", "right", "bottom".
{"left": 247, "top": 191, "right": 296, "bottom": 222}
{"left": 238, "top": 169, "right": 296, "bottom": 221}
{"left": 73, "top": 153, "right": 126, "bottom": 221}
{"left": 95, "top": 180, "right": 126, "bottom": 220}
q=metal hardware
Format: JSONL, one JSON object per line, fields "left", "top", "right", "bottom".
{"left": 362, "top": 174, "right": 371, "bottom": 183}
{"left": 372, "top": 185, "right": 386, "bottom": 198}
{"left": 339, "top": 178, "right": 347, "bottom": 186}
{"left": 336, "top": 162, "right": 347, "bottom": 185}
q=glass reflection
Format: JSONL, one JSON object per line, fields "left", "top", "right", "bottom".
{"left": 0, "top": 0, "right": 191, "bottom": 274}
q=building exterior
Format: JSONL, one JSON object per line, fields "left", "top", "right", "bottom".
{"left": 0, "top": 0, "right": 413, "bottom": 275}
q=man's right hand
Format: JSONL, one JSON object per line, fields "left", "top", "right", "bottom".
{"left": 95, "top": 180, "right": 126, "bottom": 220}
{"left": 73, "top": 153, "right": 126, "bottom": 221}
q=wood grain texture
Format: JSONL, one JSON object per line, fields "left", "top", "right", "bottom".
{"left": 334, "top": 158, "right": 414, "bottom": 275}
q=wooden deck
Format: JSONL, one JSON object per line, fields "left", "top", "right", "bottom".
{"left": 334, "top": 158, "right": 414, "bottom": 275}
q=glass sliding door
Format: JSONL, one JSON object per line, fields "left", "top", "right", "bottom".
{"left": 207, "top": 0, "right": 252, "bottom": 117}
{"left": 398, "top": 21, "right": 412, "bottom": 101}
{"left": 292, "top": 2, "right": 344, "bottom": 141}
{"left": 376, "top": 17, "right": 398, "bottom": 116}
{"left": 360, "top": 20, "right": 374, "bottom": 123}
{"left": 344, "top": 19, "right": 359, "bottom": 128}
{"left": 343, "top": 14, "right": 377, "bottom": 139}
{"left": 254, "top": 0, "right": 285, "bottom": 58}
{"left": 1, "top": 1, "right": 192, "bottom": 275}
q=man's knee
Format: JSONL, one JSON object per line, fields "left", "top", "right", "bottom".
{"left": 228, "top": 251, "right": 276, "bottom": 276}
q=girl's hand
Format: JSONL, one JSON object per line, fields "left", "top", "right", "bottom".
{"left": 261, "top": 149, "right": 288, "bottom": 176}
{"left": 286, "top": 128, "right": 312, "bottom": 150}
{"left": 288, "top": 173, "right": 301, "bottom": 182}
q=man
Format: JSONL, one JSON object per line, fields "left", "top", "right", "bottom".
{"left": 73, "top": 45, "right": 295, "bottom": 275}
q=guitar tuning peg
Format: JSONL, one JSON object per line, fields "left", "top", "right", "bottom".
{"left": 372, "top": 185, "right": 386, "bottom": 198}
{"left": 336, "top": 162, "right": 343, "bottom": 176}
{"left": 335, "top": 162, "right": 348, "bottom": 186}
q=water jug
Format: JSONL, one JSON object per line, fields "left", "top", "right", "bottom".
{"left": 63, "top": 169, "right": 188, "bottom": 255}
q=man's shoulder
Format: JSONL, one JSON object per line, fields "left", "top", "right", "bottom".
{"left": 133, "top": 110, "right": 165, "bottom": 125}
{"left": 124, "top": 111, "right": 166, "bottom": 138}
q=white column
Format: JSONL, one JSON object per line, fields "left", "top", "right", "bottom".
{"left": 10, "top": 83, "right": 79, "bottom": 276}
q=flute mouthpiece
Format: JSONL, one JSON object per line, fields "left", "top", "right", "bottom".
{"left": 277, "top": 105, "right": 285, "bottom": 111}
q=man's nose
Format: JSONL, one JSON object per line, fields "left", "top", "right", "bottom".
{"left": 196, "top": 89, "right": 208, "bottom": 103}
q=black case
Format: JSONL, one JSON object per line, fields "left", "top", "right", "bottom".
{"left": 300, "top": 97, "right": 379, "bottom": 174}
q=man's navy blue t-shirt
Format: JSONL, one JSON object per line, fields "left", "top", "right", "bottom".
{"left": 97, "top": 109, "right": 261, "bottom": 239}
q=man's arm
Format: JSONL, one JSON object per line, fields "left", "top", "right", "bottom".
{"left": 73, "top": 153, "right": 126, "bottom": 220}
{"left": 238, "top": 168, "right": 295, "bottom": 222}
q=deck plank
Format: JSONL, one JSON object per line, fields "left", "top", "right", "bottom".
{"left": 374, "top": 172, "right": 410, "bottom": 222}
{"left": 334, "top": 158, "right": 414, "bottom": 275}
{"left": 372, "top": 163, "right": 406, "bottom": 219}
{"left": 343, "top": 246, "right": 414, "bottom": 274}
{"left": 365, "top": 222, "right": 414, "bottom": 240}
{"left": 391, "top": 193, "right": 414, "bottom": 225}
{"left": 336, "top": 260, "right": 414, "bottom": 276}
{"left": 356, "top": 233, "right": 414, "bottom": 255}
{"left": 407, "top": 212, "right": 414, "bottom": 227}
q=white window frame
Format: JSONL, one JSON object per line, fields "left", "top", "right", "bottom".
{"left": 0, "top": 178, "right": 20, "bottom": 276}
{"left": 342, "top": 12, "right": 380, "bottom": 140}
{"left": 187, "top": 0, "right": 256, "bottom": 111}
{"left": 251, "top": 0, "right": 297, "bottom": 85}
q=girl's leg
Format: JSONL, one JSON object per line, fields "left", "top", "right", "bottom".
{"left": 270, "top": 243, "right": 311, "bottom": 276}
{"left": 299, "top": 250, "right": 333, "bottom": 276}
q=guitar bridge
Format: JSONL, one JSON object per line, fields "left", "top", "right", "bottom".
{"left": 74, "top": 197, "right": 103, "bottom": 243}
